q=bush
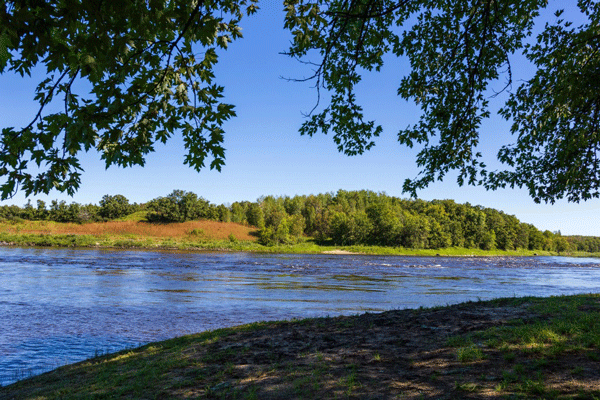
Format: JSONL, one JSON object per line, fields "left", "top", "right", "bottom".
{"left": 99, "top": 194, "right": 133, "bottom": 220}
{"left": 146, "top": 190, "right": 212, "bottom": 222}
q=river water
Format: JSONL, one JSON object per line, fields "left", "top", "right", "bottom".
{"left": 1, "top": 247, "right": 599, "bottom": 385}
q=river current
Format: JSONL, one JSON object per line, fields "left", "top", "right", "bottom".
{"left": 1, "top": 247, "right": 599, "bottom": 385}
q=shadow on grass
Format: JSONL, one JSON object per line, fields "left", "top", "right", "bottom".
{"left": 2, "top": 295, "right": 600, "bottom": 399}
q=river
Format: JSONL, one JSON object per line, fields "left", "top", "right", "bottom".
{"left": 1, "top": 247, "right": 599, "bottom": 385}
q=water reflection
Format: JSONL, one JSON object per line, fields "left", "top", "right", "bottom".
{"left": 0, "top": 248, "right": 599, "bottom": 385}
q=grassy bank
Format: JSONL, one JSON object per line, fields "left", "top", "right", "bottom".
{"left": 2, "top": 294, "right": 599, "bottom": 399}
{"left": 0, "top": 219, "right": 578, "bottom": 257}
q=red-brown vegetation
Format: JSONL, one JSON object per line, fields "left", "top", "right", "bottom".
{"left": 13, "top": 220, "right": 258, "bottom": 241}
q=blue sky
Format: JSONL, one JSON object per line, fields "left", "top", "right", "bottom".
{"left": 2, "top": 2, "right": 600, "bottom": 236}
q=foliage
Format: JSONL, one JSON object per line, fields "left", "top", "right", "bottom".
{"left": 0, "top": 204, "right": 21, "bottom": 220}
{"left": 146, "top": 189, "right": 212, "bottom": 222}
{"left": 258, "top": 213, "right": 305, "bottom": 245}
{"left": 216, "top": 204, "right": 231, "bottom": 222}
{"left": 46, "top": 200, "right": 100, "bottom": 223}
{"left": 99, "top": 194, "right": 133, "bottom": 220}
{"left": 0, "top": 0, "right": 257, "bottom": 199}
{"left": 2, "top": 1, "right": 599, "bottom": 204}
{"left": 329, "top": 211, "right": 371, "bottom": 245}
{"left": 283, "top": 0, "right": 600, "bottom": 203}
{"left": 232, "top": 189, "right": 579, "bottom": 250}
{"left": 246, "top": 203, "right": 265, "bottom": 228}
{"left": 566, "top": 235, "right": 600, "bottom": 253}
{"left": 0, "top": 189, "right": 592, "bottom": 251}
{"left": 491, "top": 4, "right": 600, "bottom": 202}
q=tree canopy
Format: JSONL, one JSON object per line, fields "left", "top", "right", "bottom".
{"left": 2, "top": 188, "right": 590, "bottom": 252}
{"left": 1, "top": 0, "right": 599, "bottom": 203}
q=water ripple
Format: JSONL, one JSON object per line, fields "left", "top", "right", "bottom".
{"left": 1, "top": 248, "right": 599, "bottom": 386}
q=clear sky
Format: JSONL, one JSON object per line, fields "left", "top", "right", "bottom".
{"left": 1, "top": 2, "right": 599, "bottom": 236}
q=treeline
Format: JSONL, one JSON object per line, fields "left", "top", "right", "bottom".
{"left": 563, "top": 236, "right": 600, "bottom": 253}
{"left": 228, "top": 190, "right": 573, "bottom": 252}
{"left": 0, "top": 189, "right": 594, "bottom": 252}
{"left": 0, "top": 195, "right": 141, "bottom": 223}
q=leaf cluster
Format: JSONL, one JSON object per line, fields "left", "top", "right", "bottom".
{"left": 0, "top": 0, "right": 257, "bottom": 199}
{"left": 284, "top": 0, "right": 600, "bottom": 203}
{"left": 2, "top": 0, "right": 599, "bottom": 204}
{"left": 492, "top": 2, "right": 600, "bottom": 203}
{"left": 146, "top": 189, "right": 212, "bottom": 222}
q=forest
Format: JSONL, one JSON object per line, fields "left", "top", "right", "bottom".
{"left": 0, "top": 190, "right": 597, "bottom": 253}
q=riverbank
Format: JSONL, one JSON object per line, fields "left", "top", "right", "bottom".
{"left": 2, "top": 294, "right": 599, "bottom": 399}
{"left": 0, "top": 219, "right": 585, "bottom": 257}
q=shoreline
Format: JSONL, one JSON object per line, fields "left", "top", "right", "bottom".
{"left": 0, "top": 237, "right": 570, "bottom": 257}
{"left": 1, "top": 219, "right": 596, "bottom": 257}
{"left": 2, "top": 294, "right": 599, "bottom": 399}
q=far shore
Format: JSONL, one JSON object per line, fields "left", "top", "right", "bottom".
{"left": 1, "top": 219, "right": 597, "bottom": 258}
{"left": 0, "top": 235, "right": 590, "bottom": 258}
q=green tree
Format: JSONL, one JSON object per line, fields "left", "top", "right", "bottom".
{"left": 284, "top": 0, "right": 600, "bottom": 203}
{"left": 515, "top": 223, "right": 530, "bottom": 250}
{"left": 287, "top": 214, "right": 305, "bottom": 239}
{"left": 217, "top": 204, "right": 231, "bottom": 222}
{"left": 3, "top": 1, "right": 598, "bottom": 204}
{"left": 79, "top": 203, "right": 100, "bottom": 222}
{"left": 283, "top": 196, "right": 304, "bottom": 216}
{"left": 204, "top": 204, "right": 221, "bottom": 220}
{"left": 366, "top": 203, "right": 402, "bottom": 246}
{"left": 427, "top": 220, "right": 451, "bottom": 249}
{"left": 246, "top": 203, "right": 264, "bottom": 228}
{"left": 259, "top": 214, "right": 305, "bottom": 245}
{"left": 301, "top": 193, "right": 332, "bottom": 237}
{"left": 48, "top": 200, "right": 68, "bottom": 222}
{"left": 528, "top": 225, "right": 545, "bottom": 250}
{"left": 147, "top": 190, "right": 211, "bottom": 222}
{"left": 21, "top": 200, "right": 35, "bottom": 220}
{"left": 400, "top": 212, "right": 430, "bottom": 249}
{"left": 542, "top": 230, "right": 557, "bottom": 251}
{"left": 423, "top": 203, "right": 452, "bottom": 249}
{"left": 330, "top": 210, "right": 372, "bottom": 245}
{"left": 257, "top": 226, "right": 275, "bottom": 246}
{"left": 555, "top": 236, "right": 570, "bottom": 254}
{"left": 0, "top": 204, "right": 21, "bottom": 220}
{"left": 67, "top": 202, "right": 83, "bottom": 223}
{"left": 329, "top": 212, "right": 351, "bottom": 245}
{"left": 48, "top": 200, "right": 83, "bottom": 222}
{"left": 35, "top": 200, "right": 48, "bottom": 220}
{"left": 484, "top": 209, "right": 510, "bottom": 250}
{"left": 260, "top": 196, "right": 287, "bottom": 229}
{"left": 447, "top": 221, "right": 465, "bottom": 248}
{"left": 0, "top": 0, "right": 253, "bottom": 199}
{"left": 230, "top": 201, "right": 248, "bottom": 224}
{"left": 99, "top": 194, "right": 132, "bottom": 220}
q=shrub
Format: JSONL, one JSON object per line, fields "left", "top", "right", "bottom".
{"left": 147, "top": 190, "right": 212, "bottom": 222}
{"left": 99, "top": 194, "right": 133, "bottom": 220}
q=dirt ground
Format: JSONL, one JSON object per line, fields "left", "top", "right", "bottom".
{"left": 2, "top": 297, "right": 598, "bottom": 399}
{"left": 167, "top": 299, "right": 600, "bottom": 399}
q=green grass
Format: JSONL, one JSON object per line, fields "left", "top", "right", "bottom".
{"left": 449, "top": 295, "right": 600, "bottom": 399}
{"left": 0, "top": 229, "right": 566, "bottom": 257}
{"left": 474, "top": 295, "right": 600, "bottom": 356}
{"left": 456, "top": 345, "right": 485, "bottom": 363}
{"left": 115, "top": 210, "right": 149, "bottom": 222}
{"left": 2, "top": 294, "right": 599, "bottom": 399}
